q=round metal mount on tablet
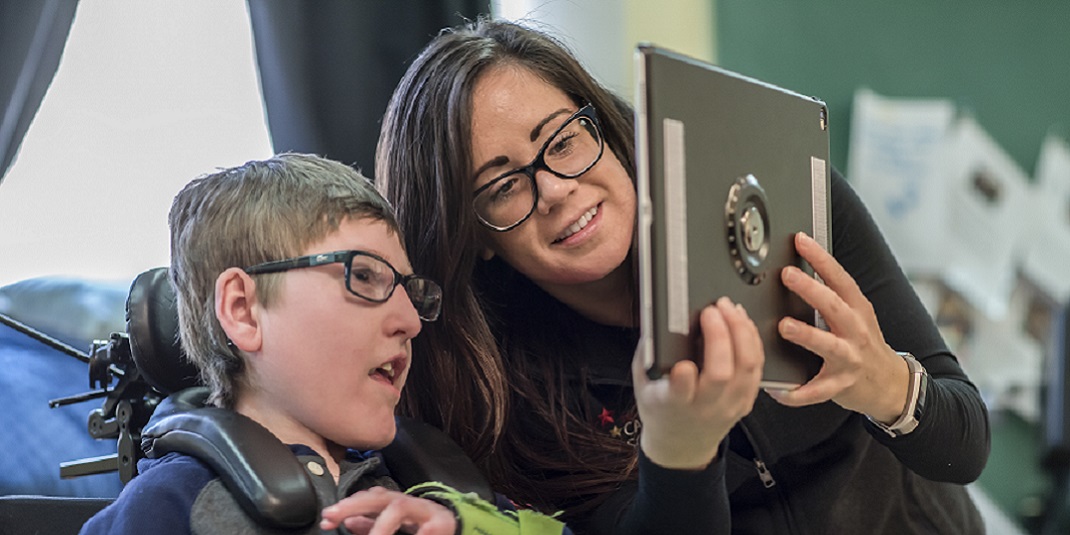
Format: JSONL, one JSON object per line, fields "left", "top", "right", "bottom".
{"left": 725, "top": 174, "right": 770, "bottom": 285}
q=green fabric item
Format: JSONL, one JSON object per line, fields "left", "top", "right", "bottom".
{"left": 517, "top": 509, "right": 567, "bottom": 535}
{"left": 406, "top": 482, "right": 565, "bottom": 535}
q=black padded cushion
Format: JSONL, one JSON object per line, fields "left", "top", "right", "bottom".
{"left": 142, "top": 391, "right": 318, "bottom": 529}
{"left": 383, "top": 416, "right": 495, "bottom": 502}
{"left": 126, "top": 267, "right": 199, "bottom": 394}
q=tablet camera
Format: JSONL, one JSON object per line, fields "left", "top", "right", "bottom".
{"left": 725, "top": 174, "right": 770, "bottom": 285}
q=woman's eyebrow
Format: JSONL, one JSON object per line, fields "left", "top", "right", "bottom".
{"left": 471, "top": 107, "right": 573, "bottom": 181}
{"left": 472, "top": 155, "right": 509, "bottom": 181}
{"left": 530, "top": 108, "right": 571, "bottom": 142}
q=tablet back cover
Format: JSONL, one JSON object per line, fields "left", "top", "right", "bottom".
{"left": 635, "top": 45, "right": 830, "bottom": 388}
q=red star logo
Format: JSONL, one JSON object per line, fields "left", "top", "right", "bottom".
{"left": 598, "top": 407, "right": 615, "bottom": 427}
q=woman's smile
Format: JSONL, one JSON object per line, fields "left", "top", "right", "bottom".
{"left": 553, "top": 203, "right": 601, "bottom": 245}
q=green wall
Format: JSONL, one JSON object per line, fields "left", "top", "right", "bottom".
{"left": 716, "top": 3, "right": 1070, "bottom": 177}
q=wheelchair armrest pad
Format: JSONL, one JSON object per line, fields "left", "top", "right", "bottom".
{"left": 382, "top": 416, "right": 495, "bottom": 503}
{"left": 142, "top": 406, "right": 317, "bottom": 529}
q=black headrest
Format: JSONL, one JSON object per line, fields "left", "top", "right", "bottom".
{"left": 126, "top": 267, "right": 200, "bottom": 394}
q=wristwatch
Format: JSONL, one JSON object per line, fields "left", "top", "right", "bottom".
{"left": 869, "top": 352, "right": 928, "bottom": 438}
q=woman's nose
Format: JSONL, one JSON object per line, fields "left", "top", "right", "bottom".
{"left": 534, "top": 170, "right": 578, "bottom": 215}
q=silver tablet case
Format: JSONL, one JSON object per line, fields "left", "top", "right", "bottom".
{"left": 635, "top": 45, "right": 830, "bottom": 389}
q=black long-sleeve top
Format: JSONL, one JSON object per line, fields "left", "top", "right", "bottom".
{"left": 541, "top": 170, "right": 991, "bottom": 534}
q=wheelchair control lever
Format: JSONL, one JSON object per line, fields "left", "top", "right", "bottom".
{"left": 48, "top": 388, "right": 108, "bottom": 408}
{"left": 60, "top": 453, "right": 119, "bottom": 479}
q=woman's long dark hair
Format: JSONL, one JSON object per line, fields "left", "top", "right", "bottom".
{"left": 375, "top": 19, "right": 639, "bottom": 521}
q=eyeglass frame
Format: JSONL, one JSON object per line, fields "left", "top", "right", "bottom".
{"left": 471, "top": 103, "right": 605, "bottom": 232}
{"left": 242, "top": 250, "right": 442, "bottom": 321}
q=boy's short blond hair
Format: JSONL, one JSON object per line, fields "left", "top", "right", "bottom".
{"left": 168, "top": 153, "right": 399, "bottom": 407}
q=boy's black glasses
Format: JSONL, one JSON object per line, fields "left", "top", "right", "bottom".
{"left": 472, "top": 103, "right": 604, "bottom": 232}
{"left": 243, "top": 250, "right": 442, "bottom": 321}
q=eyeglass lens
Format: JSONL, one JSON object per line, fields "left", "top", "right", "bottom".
{"left": 474, "top": 109, "right": 602, "bottom": 230}
{"left": 401, "top": 277, "right": 442, "bottom": 321}
{"left": 347, "top": 254, "right": 442, "bottom": 320}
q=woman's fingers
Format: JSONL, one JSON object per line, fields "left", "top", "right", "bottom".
{"left": 782, "top": 234, "right": 877, "bottom": 352}
{"left": 781, "top": 265, "right": 855, "bottom": 336}
{"left": 768, "top": 233, "right": 905, "bottom": 415}
{"left": 793, "top": 232, "right": 868, "bottom": 310}
{"left": 718, "top": 298, "right": 763, "bottom": 379}
{"left": 777, "top": 316, "right": 849, "bottom": 363}
{"left": 662, "top": 358, "right": 700, "bottom": 404}
{"left": 698, "top": 299, "right": 734, "bottom": 383}
{"left": 768, "top": 366, "right": 845, "bottom": 407}
{"left": 634, "top": 298, "right": 766, "bottom": 469}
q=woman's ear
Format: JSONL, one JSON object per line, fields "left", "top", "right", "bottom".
{"left": 476, "top": 232, "right": 497, "bottom": 261}
{"left": 215, "top": 268, "right": 262, "bottom": 353}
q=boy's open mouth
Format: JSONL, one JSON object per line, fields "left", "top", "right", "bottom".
{"left": 370, "top": 356, "right": 406, "bottom": 386}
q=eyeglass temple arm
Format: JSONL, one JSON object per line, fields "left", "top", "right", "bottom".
{"left": 244, "top": 254, "right": 334, "bottom": 275}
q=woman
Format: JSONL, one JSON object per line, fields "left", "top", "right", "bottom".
{"left": 375, "top": 19, "right": 989, "bottom": 534}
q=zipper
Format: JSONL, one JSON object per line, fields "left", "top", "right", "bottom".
{"left": 753, "top": 458, "right": 776, "bottom": 488}
{"left": 739, "top": 420, "right": 799, "bottom": 533}
{"left": 738, "top": 423, "right": 777, "bottom": 488}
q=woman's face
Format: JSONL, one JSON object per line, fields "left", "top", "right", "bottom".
{"left": 469, "top": 65, "right": 636, "bottom": 288}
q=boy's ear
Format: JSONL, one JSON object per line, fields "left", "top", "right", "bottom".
{"left": 215, "top": 268, "right": 262, "bottom": 353}
{"left": 480, "top": 247, "right": 495, "bottom": 261}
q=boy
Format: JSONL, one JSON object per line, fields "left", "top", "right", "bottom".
{"left": 80, "top": 153, "right": 568, "bottom": 534}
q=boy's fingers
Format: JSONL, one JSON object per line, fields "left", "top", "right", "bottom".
{"left": 341, "top": 516, "right": 375, "bottom": 535}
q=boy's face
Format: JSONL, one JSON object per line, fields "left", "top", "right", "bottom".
{"left": 250, "top": 217, "right": 422, "bottom": 450}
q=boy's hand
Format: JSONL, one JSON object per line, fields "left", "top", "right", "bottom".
{"left": 321, "top": 486, "right": 457, "bottom": 535}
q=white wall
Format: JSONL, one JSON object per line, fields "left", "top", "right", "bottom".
{"left": 493, "top": 0, "right": 715, "bottom": 100}
{"left": 0, "top": 0, "right": 272, "bottom": 288}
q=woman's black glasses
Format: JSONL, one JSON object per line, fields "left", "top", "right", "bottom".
{"left": 243, "top": 250, "right": 442, "bottom": 321}
{"left": 472, "top": 103, "right": 605, "bottom": 232}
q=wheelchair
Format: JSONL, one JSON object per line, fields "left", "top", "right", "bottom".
{"left": 0, "top": 267, "right": 491, "bottom": 534}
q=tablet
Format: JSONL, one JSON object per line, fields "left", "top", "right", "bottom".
{"left": 634, "top": 45, "right": 830, "bottom": 389}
